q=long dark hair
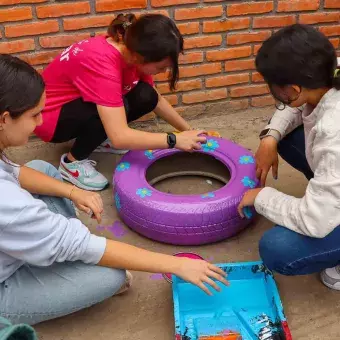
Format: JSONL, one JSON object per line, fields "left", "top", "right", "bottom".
{"left": 0, "top": 54, "right": 45, "bottom": 119}
{"left": 256, "top": 24, "right": 340, "bottom": 104}
{"left": 108, "top": 13, "right": 184, "bottom": 91}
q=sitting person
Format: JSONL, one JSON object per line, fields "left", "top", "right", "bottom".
{"left": 0, "top": 54, "right": 228, "bottom": 325}
{"left": 238, "top": 24, "right": 340, "bottom": 290}
{"left": 34, "top": 13, "right": 206, "bottom": 191}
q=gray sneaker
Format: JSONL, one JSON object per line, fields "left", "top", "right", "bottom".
{"left": 321, "top": 266, "right": 340, "bottom": 290}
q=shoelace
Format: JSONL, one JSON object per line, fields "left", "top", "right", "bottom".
{"left": 76, "top": 159, "right": 97, "bottom": 177}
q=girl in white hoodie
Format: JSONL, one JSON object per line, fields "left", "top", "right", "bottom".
{"left": 0, "top": 54, "right": 228, "bottom": 325}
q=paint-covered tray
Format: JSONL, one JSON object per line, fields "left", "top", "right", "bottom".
{"left": 172, "top": 261, "right": 292, "bottom": 340}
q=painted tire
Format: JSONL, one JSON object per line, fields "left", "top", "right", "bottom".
{"left": 113, "top": 137, "right": 258, "bottom": 245}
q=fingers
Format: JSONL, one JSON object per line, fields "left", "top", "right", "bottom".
{"left": 260, "top": 169, "right": 269, "bottom": 187}
{"left": 256, "top": 166, "right": 262, "bottom": 180}
{"left": 209, "top": 263, "right": 227, "bottom": 277}
{"left": 237, "top": 202, "right": 245, "bottom": 218}
{"left": 207, "top": 269, "right": 230, "bottom": 287}
{"left": 202, "top": 276, "right": 221, "bottom": 292}
{"left": 197, "top": 282, "right": 212, "bottom": 296}
{"left": 196, "top": 136, "right": 207, "bottom": 143}
{"left": 272, "top": 159, "right": 279, "bottom": 180}
{"left": 196, "top": 129, "right": 207, "bottom": 135}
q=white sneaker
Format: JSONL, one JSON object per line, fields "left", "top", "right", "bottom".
{"left": 94, "top": 139, "right": 129, "bottom": 155}
{"left": 321, "top": 265, "right": 340, "bottom": 290}
{"left": 116, "top": 271, "right": 133, "bottom": 295}
{"left": 58, "top": 154, "right": 109, "bottom": 191}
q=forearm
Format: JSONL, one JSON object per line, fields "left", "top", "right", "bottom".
{"left": 154, "top": 94, "right": 191, "bottom": 132}
{"left": 19, "top": 165, "right": 73, "bottom": 198}
{"left": 98, "top": 239, "right": 180, "bottom": 274}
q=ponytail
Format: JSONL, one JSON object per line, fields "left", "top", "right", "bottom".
{"left": 107, "top": 13, "right": 136, "bottom": 42}
{"left": 333, "top": 67, "right": 340, "bottom": 90}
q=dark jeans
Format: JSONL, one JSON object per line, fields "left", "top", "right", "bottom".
{"left": 260, "top": 125, "right": 340, "bottom": 275}
{"left": 51, "top": 81, "right": 158, "bottom": 160}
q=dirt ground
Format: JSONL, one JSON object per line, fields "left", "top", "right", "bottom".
{"left": 7, "top": 107, "right": 340, "bottom": 340}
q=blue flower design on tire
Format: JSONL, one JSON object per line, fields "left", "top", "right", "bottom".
{"left": 201, "top": 192, "right": 215, "bottom": 199}
{"left": 115, "top": 192, "right": 121, "bottom": 211}
{"left": 136, "top": 188, "right": 152, "bottom": 198}
{"left": 116, "top": 162, "right": 130, "bottom": 172}
{"left": 144, "top": 150, "right": 154, "bottom": 160}
{"left": 239, "top": 155, "right": 255, "bottom": 165}
{"left": 202, "top": 139, "right": 219, "bottom": 153}
{"left": 241, "top": 176, "right": 256, "bottom": 189}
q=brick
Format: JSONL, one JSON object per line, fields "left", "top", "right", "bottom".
{"left": 163, "top": 94, "right": 178, "bottom": 106}
{"left": 184, "top": 35, "right": 222, "bottom": 49}
{"left": 177, "top": 22, "right": 200, "bottom": 35}
{"left": 37, "top": 2, "right": 90, "bottom": 19}
{"left": 157, "top": 79, "right": 202, "bottom": 94}
{"left": 251, "top": 95, "right": 275, "bottom": 107}
{"left": 179, "top": 52, "right": 203, "bottom": 64}
{"left": 203, "top": 18, "right": 250, "bottom": 33}
{"left": 206, "top": 73, "right": 249, "bottom": 88}
{"left": 325, "top": 0, "right": 340, "bottom": 8}
{"left": 204, "top": 0, "right": 224, "bottom": 2}
{"left": 153, "top": 71, "right": 170, "bottom": 82}
{"left": 206, "top": 46, "right": 251, "bottom": 61}
{"left": 151, "top": 0, "right": 199, "bottom": 7}
{"left": 136, "top": 10, "right": 170, "bottom": 18}
{"left": 96, "top": 0, "right": 147, "bottom": 12}
{"left": 299, "top": 12, "right": 340, "bottom": 24}
{"left": 230, "top": 85, "right": 269, "bottom": 98}
{"left": 252, "top": 72, "right": 264, "bottom": 83}
{"left": 20, "top": 50, "right": 61, "bottom": 66}
{"left": 182, "top": 89, "right": 227, "bottom": 104}
{"left": 225, "top": 59, "right": 255, "bottom": 72}
{"left": 0, "top": 7, "right": 32, "bottom": 23}
{"left": 5, "top": 21, "right": 59, "bottom": 38}
{"left": 319, "top": 25, "right": 340, "bottom": 37}
{"left": 63, "top": 15, "right": 111, "bottom": 30}
{"left": 0, "top": 39, "right": 35, "bottom": 54}
{"left": 330, "top": 38, "right": 340, "bottom": 49}
{"left": 0, "top": 0, "right": 46, "bottom": 3}
{"left": 180, "top": 63, "right": 222, "bottom": 78}
{"left": 253, "top": 15, "right": 296, "bottom": 28}
{"left": 227, "top": 31, "right": 271, "bottom": 45}
{"left": 278, "top": 0, "right": 320, "bottom": 12}
{"left": 39, "top": 33, "right": 90, "bottom": 48}
{"left": 227, "top": 1, "right": 273, "bottom": 16}
{"left": 175, "top": 6, "right": 223, "bottom": 21}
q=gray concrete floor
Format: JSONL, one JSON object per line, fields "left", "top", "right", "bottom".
{"left": 7, "top": 107, "right": 340, "bottom": 339}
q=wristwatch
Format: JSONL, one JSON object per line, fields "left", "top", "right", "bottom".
{"left": 259, "top": 128, "right": 281, "bottom": 142}
{"left": 167, "top": 132, "right": 176, "bottom": 148}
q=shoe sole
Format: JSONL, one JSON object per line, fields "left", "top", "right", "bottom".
{"left": 93, "top": 146, "right": 129, "bottom": 155}
{"left": 320, "top": 272, "right": 340, "bottom": 291}
{"left": 59, "top": 168, "right": 109, "bottom": 192}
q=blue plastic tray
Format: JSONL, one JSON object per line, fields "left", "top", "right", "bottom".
{"left": 172, "top": 261, "right": 292, "bottom": 340}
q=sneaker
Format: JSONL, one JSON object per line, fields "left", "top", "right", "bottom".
{"left": 116, "top": 271, "right": 133, "bottom": 295}
{"left": 59, "top": 154, "right": 109, "bottom": 191}
{"left": 321, "top": 265, "right": 340, "bottom": 290}
{"left": 94, "top": 139, "right": 129, "bottom": 155}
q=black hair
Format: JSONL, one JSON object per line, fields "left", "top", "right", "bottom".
{"left": 0, "top": 54, "right": 45, "bottom": 118}
{"left": 256, "top": 24, "right": 340, "bottom": 103}
{"left": 108, "top": 13, "right": 184, "bottom": 91}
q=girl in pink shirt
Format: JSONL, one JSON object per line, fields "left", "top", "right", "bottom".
{"left": 35, "top": 14, "right": 206, "bottom": 191}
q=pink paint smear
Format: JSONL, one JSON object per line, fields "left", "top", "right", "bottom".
{"left": 96, "top": 221, "right": 127, "bottom": 238}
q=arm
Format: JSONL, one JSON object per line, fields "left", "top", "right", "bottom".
{"left": 97, "top": 105, "right": 206, "bottom": 151}
{"left": 254, "top": 114, "right": 340, "bottom": 238}
{"left": 153, "top": 89, "right": 191, "bottom": 132}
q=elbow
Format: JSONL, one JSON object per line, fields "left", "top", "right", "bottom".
{"left": 302, "top": 221, "right": 333, "bottom": 239}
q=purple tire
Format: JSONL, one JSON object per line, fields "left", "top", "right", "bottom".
{"left": 113, "top": 137, "right": 258, "bottom": 245}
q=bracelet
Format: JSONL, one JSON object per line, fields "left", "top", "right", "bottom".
{"left": 69, "top": 185, "right": 76, "bottom": 200}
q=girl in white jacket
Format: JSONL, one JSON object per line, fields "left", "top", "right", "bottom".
{"left": 0, "top": 54, "right": 228, "bottom": 325}
{"left": 238, "top": 24, "right": 340, "bottom": 290}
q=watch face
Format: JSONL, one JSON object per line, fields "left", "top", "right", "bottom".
{"left": 260, "top": 128, "right": 270, "bottom": 137}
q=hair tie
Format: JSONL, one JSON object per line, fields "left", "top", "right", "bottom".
{"left": 334, "top": 68, "right": 340, "bottom": 78}
{"left": 122, "top": 21, "right": 132, "bottom": 29}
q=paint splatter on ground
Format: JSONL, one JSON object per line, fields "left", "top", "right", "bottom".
{"left": 96, "top": 221, "right": 127, "bottom": 238}
{"left": 149, "top": 273, "right": 163, "bottom": 281}
{"left": 96, "top": 225, "right": 106, "bottom": 232}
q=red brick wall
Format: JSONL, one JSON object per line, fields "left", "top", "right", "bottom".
{"left": 0, "top": 0, "right": 339, "bottom": 114}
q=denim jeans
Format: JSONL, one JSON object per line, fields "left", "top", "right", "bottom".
{"left": 259, "top": 125, "right": 340, "bottom": 275}
{"left": 0, "top": 160, "right": 126, "bottom": 325}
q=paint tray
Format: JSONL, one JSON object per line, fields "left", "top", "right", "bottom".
{"left": 172, "top": 261, "right": 292, "bottom": 340}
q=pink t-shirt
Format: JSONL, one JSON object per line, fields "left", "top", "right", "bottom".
{"left": 35, "top": 36, "right": 154, "bottom": 142}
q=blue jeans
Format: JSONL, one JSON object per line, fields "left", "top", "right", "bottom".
{"left": 260, "top": 126, "right": 340, "bottom": 275}
{"left": 0, "top": 161, "right": 126, "bottom": 325}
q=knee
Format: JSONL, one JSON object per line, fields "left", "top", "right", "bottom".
{"left": 259, "top": 226, "right": 297, "bottom": 275}
{"left": 95, "top": 267, "right": 127, "bottom": 296}
{"left": 26, "top": 160, "right": 62, "bottom": 181}
{"left": 137, "top": 82, "right": 159, "bottom": 112}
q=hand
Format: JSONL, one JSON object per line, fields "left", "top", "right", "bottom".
{"left": 255, "top": 136, "right": 279, "bottom": 186}
{"left": 70, "top": 187, "right": 104, "bottom": 223}
{"left": 237, "top": 188, "right": 263, "bottom": 218}
{"left": 174, "top": 258, "right": 229, "bottom": 295}
{"left": 175, "top": 130, "right": 207, "bottom": 152}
